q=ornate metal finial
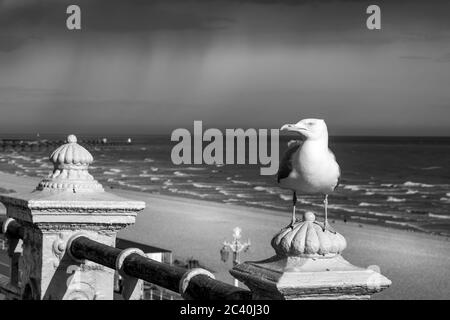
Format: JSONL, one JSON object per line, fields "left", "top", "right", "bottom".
{"left": 37, "top": 135, "right": 104, "bottom": 193}
{"left": 271, "top": 211, "right": 346, "bottom": 258}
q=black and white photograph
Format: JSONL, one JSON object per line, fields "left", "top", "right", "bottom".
{"left": 0, "top": 0, "right": 449, "bottom": 306}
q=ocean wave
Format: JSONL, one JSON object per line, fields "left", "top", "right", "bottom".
{"left": 217, "top": 189, "right": 232, "bottom": 196}
{"left": 343, "top": 185, "right": 362, "bottom": 191}
{"left": 350, "top": 216, "right": 378, "bottom": 222}
{"left": 236, "top": 193, "right": 253, "bottom": 199}
{"left": 279, "top": 194, "right": 291, "bottom": 201}
{"left": 245, "top": 201, "right": 261, "bottom": 207}
{"left": 327, "top": 204, "right": 358, "bottom": 213}
{"left": 387, "top": 196, "right": 406, "bottom": 202}
{"left": 150, "top": 167, "right": 159, "bottom": 172}
{"left": 184, "top": 167, "right": 207, "bottom": 171}
{"left": 402, "top": 181, "right": 433, "bottom": 188}
{"left": 104, "top": 171, "right": 118, "bottom": 175}
{"left": 367, "top": 211, "right": 397, "bottom": 218}
{"left": 118, "top": 159, "right": 136, "bottom": 164}
{"left": 380, "top": 183, "right": 395, "bottom": 187}
{"left": 440, "top": 197, "right": 450, "bottom": 203}
{"left": 420, "top": 166, "right": 441, "bottom": 170}
{"left": 406, "top": 189, "right": 419, "bottom": 195}
{"left": 167, "top": 188, "right": 209, "bottom": 198}
{"left": 151, "top": 177, "right": 160, "bottom": 181}
{"left": 9, "top": 154, "right": 32, "bottom": 161}
{"left": 428, "top": 213, "right": 450, "bottom": 219}
{"left": 223, "top": 199, "right": 240, "bottom": 203}
{"left": 253, "top": 186, "right": 278, "bottom": 194}
{"left": 114, "top": 181, "right": 151, "bottom": 191}
{"left": 231, "top": 180, "right": 251, "bottom": 185}
{"left": 144, "top": 158, "right": 155, "bottom": 163}
{"left": 364, "top": 192, "right": 375, "bottom": 195}
{"left": 358, "top": 202, "right": 381, "bottom": 207}
{"left": 260, "top": 203, "right": 287, "bottom": 210}
{"left": 139, "top": 173, "right": 153, "bottom": 177}
{"left": 192, "top": 183, "right": 214, "bottom": 189}
{"left": 174, "top": 171, "right": 188, "bottom": 177}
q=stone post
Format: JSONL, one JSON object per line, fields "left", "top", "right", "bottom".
{"left": 0, "top": 135, "right": 145, "bottom": 300}
{"left": 230, "top": 211, "right": 391, "bottom": 300}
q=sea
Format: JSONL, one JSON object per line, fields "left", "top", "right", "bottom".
{"left": 0, "top": 134, "right": 449, "bottom": 236}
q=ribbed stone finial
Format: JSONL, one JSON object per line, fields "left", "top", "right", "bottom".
{"left": 304, "top": 211, "right": 315, "bottom": 222}
{"left": 271, "top": 211, "right": 346, "bottom": 258}
{"left": 67, "top": 134, "right": 77, "bottom": 143}
{"left": 37, "top": 135, "right": 103, "bottom": 192}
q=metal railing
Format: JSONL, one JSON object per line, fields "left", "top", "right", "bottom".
{"left": 0, "top": 217, "right": 251, "bottom": 300}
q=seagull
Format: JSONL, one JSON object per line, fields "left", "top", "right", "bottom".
{"left": 277, "top": 118, "right": 340, "bottom": 230}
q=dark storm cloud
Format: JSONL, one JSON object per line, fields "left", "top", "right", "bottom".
{"left": 1, "top": 0, "right": 450, "bottom": 135}
{"left": 0, "top": 0, "right": 234, "bottom": 32}
{"left": 1, "top": 0, "right": 450, "bottom": 49}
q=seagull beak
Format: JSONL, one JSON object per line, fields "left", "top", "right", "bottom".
{"left": 281, "top": 123, "right": 308, "bottom": 134}
{"left": 280, "top": 124, "right": 293, "bottom": 131}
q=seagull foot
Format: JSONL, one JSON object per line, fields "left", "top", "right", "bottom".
{"left": 289, "top": 219, "right": 297, "bottom": 229}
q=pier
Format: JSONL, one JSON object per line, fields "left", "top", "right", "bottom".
{"left": 0, "top": 138, "right": 132, "bottom": 152}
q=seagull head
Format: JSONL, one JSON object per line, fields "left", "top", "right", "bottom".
{"left": 281, "top": 118, "right": 328, "bottom": 140}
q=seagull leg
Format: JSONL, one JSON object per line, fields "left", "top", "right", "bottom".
{"left": 291, "top": 192, "right": 297, "bottom": 227}
{"left": 323, "top": 194, "right": 328, "bottom": 231}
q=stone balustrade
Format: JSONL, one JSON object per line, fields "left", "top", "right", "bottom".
{"left": 0, "top": 135, "right": 391, "bottom": 300}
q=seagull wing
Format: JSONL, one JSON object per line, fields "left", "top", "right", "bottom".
{"left": 277, "top": 140, "right": 302, "bottom": 183}
{"left": 328, "top": 148, "right": 341, "bottom": 190}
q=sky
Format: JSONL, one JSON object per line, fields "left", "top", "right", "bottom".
{"left": 0, "top": 0, "right": 449, "bottom": 136}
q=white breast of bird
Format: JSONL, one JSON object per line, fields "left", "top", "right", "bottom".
{"left": 291, "top": 142, "right": 340, "bottom": 194}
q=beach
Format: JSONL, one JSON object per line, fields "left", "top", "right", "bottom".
{"left": 1, "top": 171, "right": 449, "bottom": 300}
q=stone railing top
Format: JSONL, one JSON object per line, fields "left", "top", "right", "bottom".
{"left": 37, "top": 135, "right": 104, "bottom": 193}
{"left": 271, "top": 212, "right": 347, "bottom": 258}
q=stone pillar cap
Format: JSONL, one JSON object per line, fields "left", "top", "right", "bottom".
{"left": 37, "top": 135, "right": 103, "bottom": 193}
{"left": 271, "top": 212, "right": 347, "bottom": 258}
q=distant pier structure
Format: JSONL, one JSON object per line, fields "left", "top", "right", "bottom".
{"left": 0, "top": 137, "right": 133, "bottom": 152}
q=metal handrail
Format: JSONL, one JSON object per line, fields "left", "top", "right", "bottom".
{"left": 0, "top": 217, "right": 23, "bottom": 240}
{"left": 70, "top": 236, "right": 251, "bottom": 300}
{"left": 0, "top": 217, "right": 251, "bottom": 300}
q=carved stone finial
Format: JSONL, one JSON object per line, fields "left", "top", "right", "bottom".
{"left": 67, "top": 134, "right": 77, "bottom": 143}
{"left": 271, "top": 211, "right": 346, "bottom": 258}
{"left": 37, "top": 135, "right": 103, "bottom": 192}
{"left": 232, "top": 211, "right": 391, "bottom": 299}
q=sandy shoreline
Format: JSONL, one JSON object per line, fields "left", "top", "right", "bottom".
{"left": 1, "top": 172, "right": 449, "bottom": 299}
